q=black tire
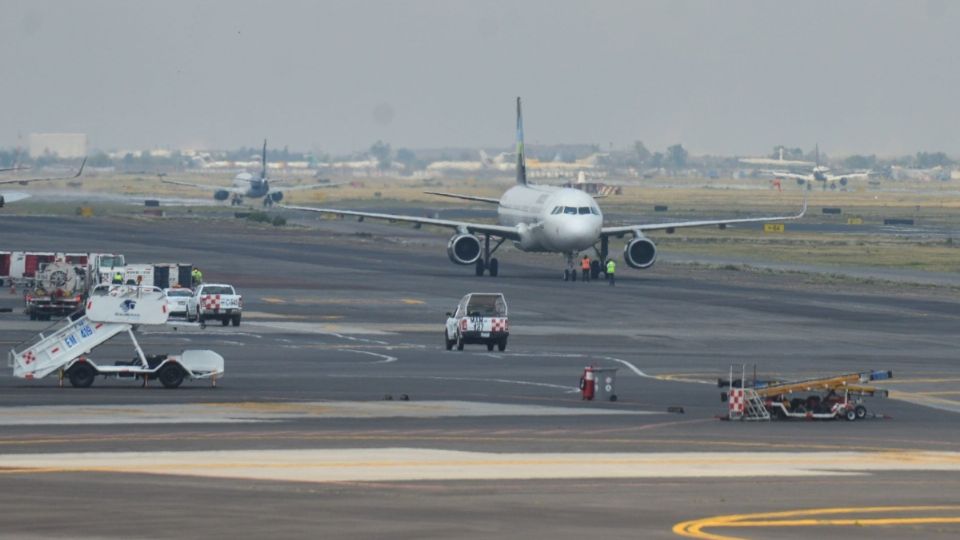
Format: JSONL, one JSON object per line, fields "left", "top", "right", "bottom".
{"left": 67, "top": 363, "right": 96, "bottom": 388}
{"left": 444, "top": 330, "right": 453, "bottom": 350}
{"left": 498, "top": 338, "right": 507, "bottom": 352}
{"left": 486, "top": 342, "right": 494, "bottom": 351}
{"left": 232, "top": 314, "right": 241, "bottom": 327}
{"left": 475, "top": 260, "right": 485, "bottom": 276}
{"left": 855, "top": 404, "right": 867, "bottom": 419}
{"left": 158, "top": 364, "right": 185, "bottom": 389}
{"left": 844, "top": 408, "right": 857, "bottom": 421}
{"left": 185, "top": 308, "right": 195, "bottom": 322}
{"left": 29, "top": 311, "right": 37, "bottom": 321}
{"left": 488, "top": 258, "right": 499, "bottom": 277}
{"left": 221, "top": 317, "right": 230, "bottom": 326}
{"left": 609, "top": 394, "right": 618, "bottom": 402}
{"left": 563, "top": 269, "right": 570, "bottom": 281}
{"left": 456, "top": 332, "right": 464, "bottom": 351}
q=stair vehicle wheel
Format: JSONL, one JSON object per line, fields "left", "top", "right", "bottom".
{"left": 158, "top": 364, "right": 185, "bottom": 389}
{"left": 231, "top": 314, "right": 241, "bottom": 327}
{"left": 67, "top": 363, "right": 96, "bottom": 388}
{"left": 609, "top": 394, "right": 618, "bottom": 402}
{"left": 844, "top": 407, "right": 857, "bottom": 421}
{"left": 488, "top": 258, "right": 499, "bottom": 277}
{"left": 475, "top": 260, "right": 485, "bottom": 276}
{"left": 855, "top": 404, "right": 867, "bottom": 419}
{"left": 497, "top": 338, "right": 507, "bottom": 352}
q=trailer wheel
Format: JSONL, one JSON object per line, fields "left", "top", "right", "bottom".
{"left": 844, "top": 408, "right": 857, "bottom": 421}
{"left": 67, "top": 363, "right": 96, "bottom": 388}
{"left": 158, "top": 364, "right": 185, "bottom": 389}
{"left": 855, "top": 405, "right": 867, "bottom": 419}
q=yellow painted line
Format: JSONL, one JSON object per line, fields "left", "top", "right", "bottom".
{"left": 674, "top": 505, "right": 960, "bottom": 539}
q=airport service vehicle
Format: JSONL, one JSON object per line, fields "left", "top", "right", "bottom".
{"left": 283, "top": 98, "right": 806, "bottom": 279}
{"left": 163, "top": 287, "right": 192, "bottom": 316}
{"left": 721, "top": 366, "right": 892, "bottom": 422}
{"left": 445, "top": 293, "right": 509, "bottom": 351}
{"left": 8, "top": 285, "right": 224, "bottom": 388}
{"left": 186, "top": 283, "right": 243, "bottom": 326}
{"left": 24, "top": 259, "right": 85, "bottom": 320}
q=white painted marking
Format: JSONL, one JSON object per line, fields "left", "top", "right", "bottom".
{"left": 343, "top": 349, "right": 397, "bottom": 364}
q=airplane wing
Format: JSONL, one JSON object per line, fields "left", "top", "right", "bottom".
{"left": 161, "top": 179, "right": 244, "bottom": 194}
{"left": 823, "top": 172, "right": 870, "bottom": 181}
{"left": 601, "top": 196, "right": 807, "bottom": 236}
{"left": 0, "top": 158, "right": 85, "bottom": 186}
{"left": 424, "top": 191, "right": 500, "bottom": 204}
{"left": 280, "top": 205, "right": 521, "bottom": 240}
{"left": 275, "top": 181, "right": 350, "bottom": 192}
{"left": 760, "top": 170, "right": 810, "bottom": 181}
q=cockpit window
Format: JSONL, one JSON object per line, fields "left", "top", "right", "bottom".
{"left": 578, "top": 207, "right": 591, "bottom": 215}
{"left": 591, "top": 206, "right": 600, "bottom": 215}
{"left": 563, "top": 207, "right": 577, "bottom": 215}
{"left": 551, "top": 206, "right": 562, "bottom": 214}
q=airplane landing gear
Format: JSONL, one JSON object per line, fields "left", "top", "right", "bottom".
{"left": 475, "top": 234, "right": 504, "bottom": 277}
{"left": 230, "top": 195, "right": 244, "bottom": 206}
{"left": 562, "top": 252, "right": 577, "bottom": 282}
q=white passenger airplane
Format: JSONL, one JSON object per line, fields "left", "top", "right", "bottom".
{"left": 163, "top": 140, "right": 337, "bottom": 206}
{"left": 0, "top": 158, "right": 86, "bottom": 208}
{"left": 760, "top": 146, "right": 870, "bottom": 190}
{"left": 283, "top": 98, "right": 806, "bottom": 279}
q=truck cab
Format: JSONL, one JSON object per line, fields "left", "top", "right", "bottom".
{"left": 444, "top": 293, "right": 509, "bottom": 351}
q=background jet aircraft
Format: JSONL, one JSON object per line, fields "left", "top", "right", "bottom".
{"left": 0, "top": 158, "right": 86, "bottom": 208}
{"left": 163, "top": 140, "right": 338, "bottom": 206}
{"left": 283, "top": 98, "right": 805, "bottom": 279}
{"left": 759, "top": 146, "right": 869, "bottom": 190}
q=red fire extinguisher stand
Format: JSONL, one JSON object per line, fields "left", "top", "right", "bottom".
{"left": 580, "top": 366, "right": 596, "bottom": 400}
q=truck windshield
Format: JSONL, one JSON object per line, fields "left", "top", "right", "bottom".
{"left": 467, "top": 295, "right": 507, "bottom": 317}
{"left": 202, "top": 286, "right": 235, "bottom": 295}
{"left": 99, "top": 255, "right": 125, "bottom": 267}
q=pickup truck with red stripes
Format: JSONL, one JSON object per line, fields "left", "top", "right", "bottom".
{"left": 444, "top": 293, "right": 509, "bottom": 352}
{"left": 185, "top": 283, "right": 243, "bottom": 326}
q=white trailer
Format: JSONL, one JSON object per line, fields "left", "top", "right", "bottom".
{"left": 8, "top": 285, "right": 224, "bottom": 388}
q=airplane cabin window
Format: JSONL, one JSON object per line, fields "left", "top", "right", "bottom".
{"left": 563, "top": 207, "right": 577, "bottom": 215}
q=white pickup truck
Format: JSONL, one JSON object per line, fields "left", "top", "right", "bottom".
{"left": 444, "top": 293, "right": 509, "bottom": 351}
{"left": 185, "top": 283, "right": 243, "bottom": 326}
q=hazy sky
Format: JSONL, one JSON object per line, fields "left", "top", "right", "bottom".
{"left": 2, "top": 0, "right": 958, "bottom": 157}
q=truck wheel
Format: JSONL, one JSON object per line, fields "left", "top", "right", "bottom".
{"left": 456, "top": 332, "right": 464, "bottom": 351}
{"left": 221, "top": 317, "right": 230, "bottom": 326}
{"left": 498, "top": 338, "right": 507, "bottom": 352}
{"left": 186, "top": 308, "right": 195, "bottom": 322}
{"left": 158, "top": 364, "right": 185, "bottom": 389}
{"left": 444, "top": 331, "right": 453, "bottom": 350}
{"left": 231, "top": 314, "right": 241, "bottom": 327}
{"left": 67, "top": 363, "right": 96, "bottom": 388}
{"left": 486, "top": 342, "right": 494, "bottom": 351}
{"left": 855, "top": 405, "right": 867, "bottom": 419}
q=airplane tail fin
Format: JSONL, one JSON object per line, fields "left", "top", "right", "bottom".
{"left": 261, "top": 139, "right": 268, "bottom": 180}
{"left": 515, "top": 97, "right": 527, "bottom": 185}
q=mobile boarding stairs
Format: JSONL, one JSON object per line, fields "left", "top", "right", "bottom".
{"left": 8, "top": 285, "right": 224, "bottom": 388}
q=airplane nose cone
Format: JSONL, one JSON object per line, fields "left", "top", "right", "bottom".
{"left": 557, "top": 217, "right": 600, "bottom": 251}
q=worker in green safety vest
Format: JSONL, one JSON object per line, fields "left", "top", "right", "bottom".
{"left": 191, "top": 268, "right": 203, "bottom": 288}
{"left": 606, "top": 259, "right": 616, "bottom": 286}
{"left": 112, "top": 271, "right": 124, "bottom": 284}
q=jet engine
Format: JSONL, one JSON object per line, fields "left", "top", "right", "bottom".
{"left": 624, "top": 236, "right": 657, "bottom": 269}
{"left": 214, "top": 190, "right": 230, "bottom": 201}
{"left": 270, "top": 192, "right": 284, "bottom": 202}
{"left": 446, "top": 233, "right": 482, "bottom": 265}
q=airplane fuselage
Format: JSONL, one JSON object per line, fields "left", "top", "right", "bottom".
{"left": 233, "top": 173, "right": 269, "bottom": 198}
{"left": 497, "top": 184, "right": 602, "bottom": 252}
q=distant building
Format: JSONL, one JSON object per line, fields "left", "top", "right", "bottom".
{"left": 28, "top": 133, "right": 87, "bottom": 159}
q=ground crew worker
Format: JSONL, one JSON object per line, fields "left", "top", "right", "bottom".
{"left": 581, "top": 256, "right": 591, "bottom": 282}
{"left": 191, "top": 267, "right": 203, "bottom": 287}
{"left": 606, "top": 259, "right": 616, "bottom": 286}
{"left": 112, "top": 271, "right": 123, "bottom": 284}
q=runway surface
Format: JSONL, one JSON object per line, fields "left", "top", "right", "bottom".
{"left": 1, "top": 214, "right": 959, "bottom": 539}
